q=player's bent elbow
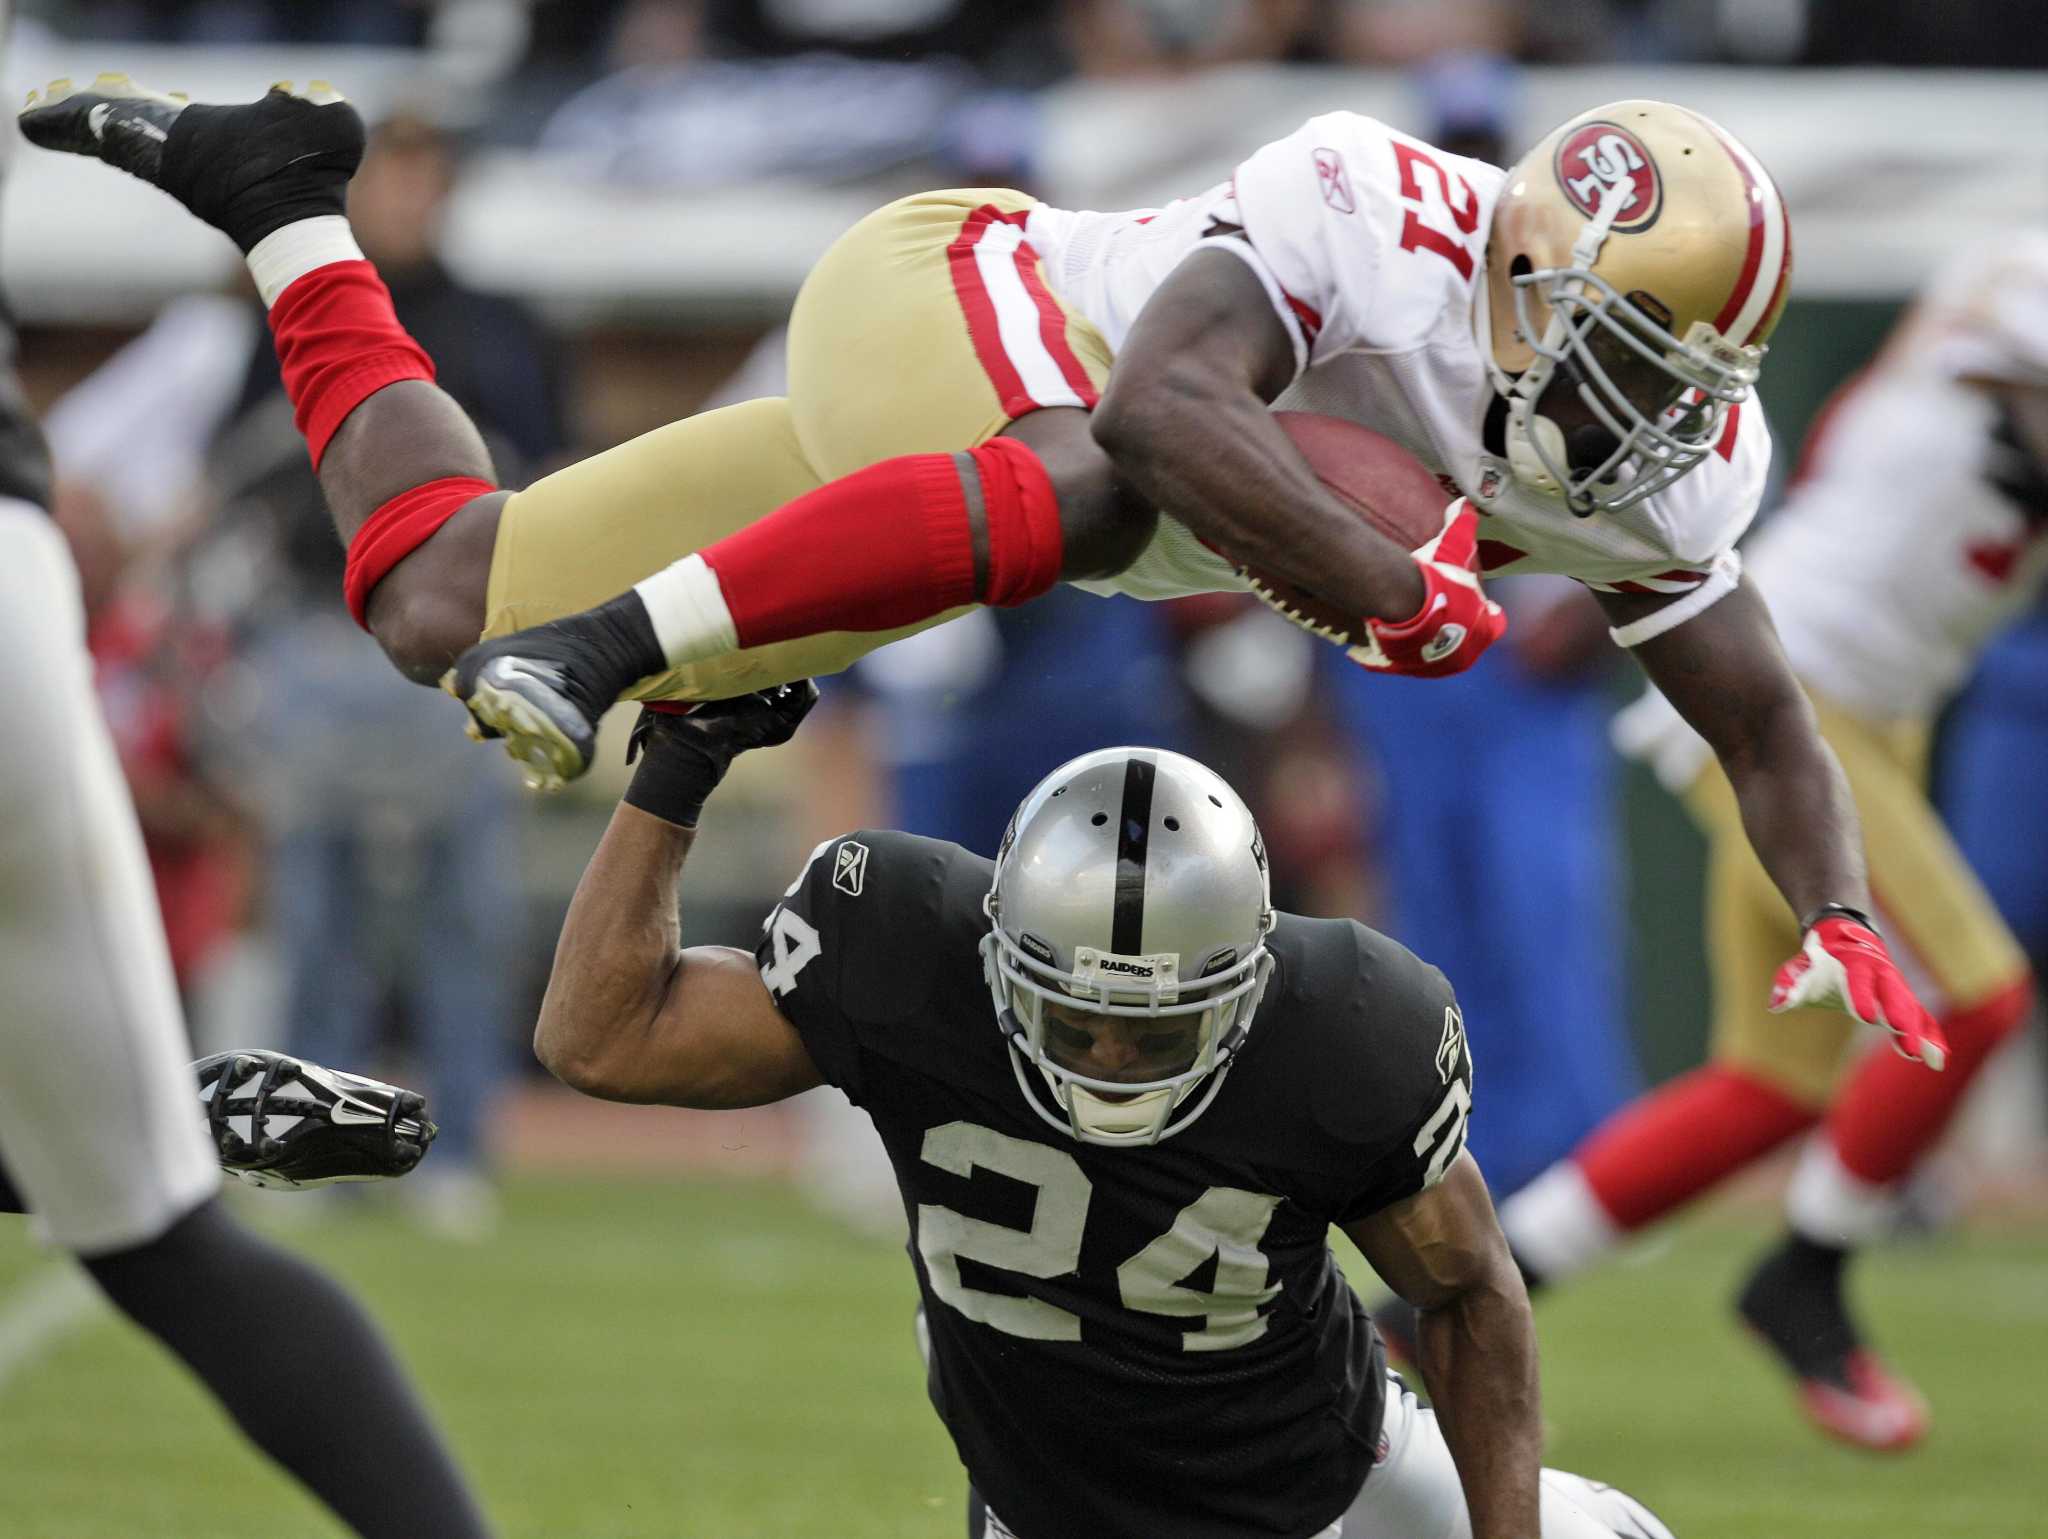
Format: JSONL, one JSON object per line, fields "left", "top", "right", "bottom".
{"left": 533, "top": 1021, "right": 639, "bottom": 1104}
{"left": 1089, "top": 384, "right": 1166, "bottom": 469}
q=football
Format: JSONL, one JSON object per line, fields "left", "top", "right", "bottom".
{"left": 1237, "top": 413, "right": 1453, "bottom": 647}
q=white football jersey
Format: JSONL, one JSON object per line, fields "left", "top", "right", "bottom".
{"left": 1025, "top": 111, "right": 1772, "bottom": 643}
{"left": 1616, "top": 233, "right": 2048, "bottom": 787}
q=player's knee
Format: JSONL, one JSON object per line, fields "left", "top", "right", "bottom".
{"left": 367, "top": 577, "right": 483, "bottom": 684}
{"left": 357, "top": 493, "right": 502, "bottom": 682}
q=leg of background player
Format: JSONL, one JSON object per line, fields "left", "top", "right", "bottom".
{"left": 83, "top": 1200, "right": 491, "bottom": 1537}
{"left": 1731, "top": 975, "right": 2033, "bottom": 1451}
{"left": 1341, "top": 1374, "right": 1674, "bottom": 1538}
{"left": 0, "top": 504, "right": 490, "bottom": 1536}
{"left": 1371, "top": 1063, "right": 1818, "bottom": 1369}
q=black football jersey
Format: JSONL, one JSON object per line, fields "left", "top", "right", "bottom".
{"left": 756, "top": 831, "right": 1475, "bottom": 1539}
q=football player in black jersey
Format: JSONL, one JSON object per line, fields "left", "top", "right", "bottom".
{"left": 535, "top": 685, "right": 1676, "bottom": 1539}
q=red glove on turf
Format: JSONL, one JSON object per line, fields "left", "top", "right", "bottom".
{"left": 1769, "top": 915, "right": 1949, "bottom": 1071}
{"left": 1350, "top": 499, "right": 1507, "bottom": 679}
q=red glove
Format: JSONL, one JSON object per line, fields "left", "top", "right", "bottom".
{"left": 1769, "top": 914, "right": 1949, "bottom": 1071}
{"left": 1350, "top": 499, "right": 1507, "bottom": 679}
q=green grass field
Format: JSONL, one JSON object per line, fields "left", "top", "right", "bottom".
{"left": 0, "top": 1176, "right": 2041, "bottom": 1538}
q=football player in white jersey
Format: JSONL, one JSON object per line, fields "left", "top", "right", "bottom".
{"left": 0, "top": 26, "right": 489, "bottom": 1539}
{"left": 1382, "top": 233, "right": 2048, "bottom": 1451}
{"left": 25, "top": 81, "right": 1942, "bottom": 1076}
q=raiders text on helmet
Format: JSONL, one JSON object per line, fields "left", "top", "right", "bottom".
{"left": 1480, "top": 99, "right": 1792, "bottom": 514}
{"left": 981, "top": 749, "right": 1276, "bottom": 1146}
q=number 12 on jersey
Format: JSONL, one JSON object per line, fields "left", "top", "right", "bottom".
{"left": 1392, "top": 141, "right": 1480, "bottom": 279}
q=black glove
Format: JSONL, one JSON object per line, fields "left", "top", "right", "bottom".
{"left": 623, "top": 679, "right": 821, "bottom": 827}
{"left": 195, "top": 1050, "right": 438, "bottom": 1191}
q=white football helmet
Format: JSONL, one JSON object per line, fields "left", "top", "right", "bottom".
{"left": 1480, "top": 99, "right": 1792, "bottom": 514}
{"left": 981, "top": 748, "right": 1275, "bottom": 1147}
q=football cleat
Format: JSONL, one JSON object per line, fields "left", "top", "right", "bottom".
{"left": 444, "top": 599, "right": 667, "bottom": 791}
{"left": 195, "top": 1049, "right": 437, "bottom": 1191}
{"left": 443, "top": 646, "right": 605, "bottom": 793}
{"left": 1736, "top": 1244, "right": 1930, "bottom": 1452}
{"left": 19, "top": 74, "right": 362, "bottom": 252}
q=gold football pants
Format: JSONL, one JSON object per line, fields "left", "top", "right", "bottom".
{"left": 482, "top": 189, "right": 1112, "bottom": 701}
{"left": 1687, "top": 693, "right": 2027, "bottom": 1106}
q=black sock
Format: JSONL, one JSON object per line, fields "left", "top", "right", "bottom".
{"left": 83, "top": 1198, "right": 491, "bottom": 1538}
{"left": 523, "top": 590, "right": 668, "bottom": 712}
{"left": 1737, "top": 1231, "right": 1857, "bottom": 1373}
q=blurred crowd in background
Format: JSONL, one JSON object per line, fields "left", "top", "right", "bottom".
{"left": 5, "top": 0, "right": 2044, "bottom": 1242}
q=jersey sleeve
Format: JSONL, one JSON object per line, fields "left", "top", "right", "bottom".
{"left": 1226, "top": 113, "right": 1492, "bottom": 373}
{"left": 753, "top": 830, "right": 950, "bottom": 1105}
{"left": 1598, "top": 400, "right": 1774, "bottom": 648}
{"left": 1321, "top": 935, "right": 1475, "bottom": 1223}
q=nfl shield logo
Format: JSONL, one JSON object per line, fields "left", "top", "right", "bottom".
{"left": 833, "top": 840, "right": 869, "bottom": 897}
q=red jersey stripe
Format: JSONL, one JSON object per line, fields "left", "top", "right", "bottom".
{"left": 947, "top": 206, "right": 1033, "bottom": 416}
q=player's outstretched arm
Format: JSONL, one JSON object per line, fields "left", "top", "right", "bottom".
{"left": 534, "top": 687, "right": 826, "bottom": 1108}
{"left": 1343, "top": 1153, "right": 1540, "bottom": 1539}
{"left": 1608, "top": 579, "right": 1947, "bottom": 1068}
{"left": 1093, "top": 249, "right": 1426, "bottom": 622}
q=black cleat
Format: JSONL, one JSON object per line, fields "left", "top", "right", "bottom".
{"left": 444, "top": 595, "right": 669, "bottom": 791}
{"left": 443, "top": 642, "right": 610, "bottom": 793}
{"left": 1735, "top": 1236, "right": 1929, "bottom": 1452}
{"left": 19, "top": 73, "right": 363, "bottom": 252}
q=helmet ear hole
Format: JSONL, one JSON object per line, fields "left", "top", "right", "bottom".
{"left": 1510, "top": 254, "right": 1533, "bottom": 279}
{"left": 1090, "top": 812, "right": 1108, "bottom": 826}
{"left": 1164, "top": 816, "right": 1180, "bottom": 832}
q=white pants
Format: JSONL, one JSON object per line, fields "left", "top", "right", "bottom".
{"left": 982, "top": 1374, "right": 1674, "bottom": 1539}
{"left": 0, "top": 503, "right": 219, "bottom": 1254}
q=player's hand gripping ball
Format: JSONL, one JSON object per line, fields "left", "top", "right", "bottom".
{"left": 1237, "top": 413, "right": 1505, "bottom": 678}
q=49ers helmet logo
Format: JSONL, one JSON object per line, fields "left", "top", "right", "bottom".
{"left": 1553, "top": 122, "right": 1661, "bottom": 232}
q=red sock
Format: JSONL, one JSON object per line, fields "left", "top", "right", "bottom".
{"left": 699, "top": 438, "right": 1064, "bottom": 648}
{"left": 1575, "top": 1065, "right": 1819, "bottom": 1230}
{"left": 1826, "top": 974, "right": 2034, "bottom": 1186}
{"left": 268, "top": 260, "right": 437, "bottom": 468}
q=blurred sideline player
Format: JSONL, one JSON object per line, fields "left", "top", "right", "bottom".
{"left": 0, "top": 14, "right": 489, "bottom": 1531}
{"left": 532, "top": 684, "right": 1676, "bottom": 1539}
{"left": 23, "top": 76, "right": 1953, "bottom": 1087}
{"left": 1388, "top": 234, "right": 2048, "bottom": 1452}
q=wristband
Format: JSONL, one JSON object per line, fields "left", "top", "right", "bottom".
{"left": 621, "top": 711, "right": 722, "bottom": 828}
{"left": 1800, "top": 902, "right": 1876, "bottom": 935}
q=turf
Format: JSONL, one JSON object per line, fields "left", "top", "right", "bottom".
{"left": 0, "top": 1176, "right": 2040, "bottom": 1537}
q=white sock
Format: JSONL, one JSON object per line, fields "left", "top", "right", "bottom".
{"left": 633, "top": 553, "right": 738, "bottom": 666}
{"left": 1784, "top": 1135, "right": 1898, "bottom": 1247}
{"left": 245, "top": 215, "right": 364, "bottom": 308}
{"left": 1498, "top": 1160, "right": 1623, "bottom": 1282}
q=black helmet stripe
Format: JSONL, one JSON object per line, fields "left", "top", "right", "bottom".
{"left": 1111, "top": 753, "right": 1156, "bottom": 954}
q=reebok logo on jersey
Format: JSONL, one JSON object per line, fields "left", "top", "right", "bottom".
{"left": 1435, "top": 1005, "right": 1467, "bottom": 1084}
{"left": 833, "top": 840, "right": 869, "bottom": 897}
{"left": 1313, "top": 148, "right": 1355, "bottom": 215}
